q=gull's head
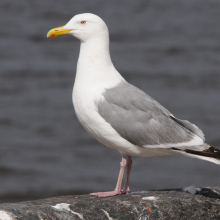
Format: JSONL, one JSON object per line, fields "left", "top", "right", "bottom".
{"left": 47, "top": 13, "right": 108, "bottom": 42}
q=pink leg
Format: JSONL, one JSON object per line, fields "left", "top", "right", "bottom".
{"left": 121, "top": 155, "right": 132, "bottom": 194}
{"left": 90, "top": 154, "right": 127, "bottom": 197}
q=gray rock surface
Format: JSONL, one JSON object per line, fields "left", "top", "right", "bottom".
{"left": 1, "top": 186, "right": 220, "bottom": 220}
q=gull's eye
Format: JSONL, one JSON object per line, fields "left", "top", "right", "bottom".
{"left": 80, "top": 21, "right": 86, "bottom": 24}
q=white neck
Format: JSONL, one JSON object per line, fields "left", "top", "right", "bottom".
{"left": 75, "top": 34, "right": 124, "bottom": 88}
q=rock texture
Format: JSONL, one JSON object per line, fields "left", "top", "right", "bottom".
{"left": 1, "top": 186, "right": 220, "bottom": 220}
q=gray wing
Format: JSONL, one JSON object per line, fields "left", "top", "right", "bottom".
{"left": 97, "top": 82, "right": 204, "bottom": 147}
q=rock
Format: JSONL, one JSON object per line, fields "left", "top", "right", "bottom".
{"left": 0, "top": 186, "right": 220, "bottom": 220}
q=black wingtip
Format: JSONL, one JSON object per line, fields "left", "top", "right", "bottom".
{"left": 172, "top": 144, "right": 220, "bottom": 159}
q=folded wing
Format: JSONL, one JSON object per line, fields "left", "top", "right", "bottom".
{"left": 97, "top": 82, "right": 204, "bottom": 148}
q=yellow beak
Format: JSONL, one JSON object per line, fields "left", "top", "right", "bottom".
{"left": 47, "top": 25, "right": 72, "bottom": 38}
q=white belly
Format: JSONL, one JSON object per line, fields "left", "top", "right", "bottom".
{"left": 72, "top": 84, "right": 131, "bottom": 152}
{"left": 72, "top": 84, "right": 178, "bottom": 158}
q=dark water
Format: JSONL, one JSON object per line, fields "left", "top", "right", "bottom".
{"left": 1, "top": 0, "right": 220, "bottom": 203}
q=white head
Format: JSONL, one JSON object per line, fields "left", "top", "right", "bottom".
{"left": 47, "top": 13, "right": 109, "bottom": 42}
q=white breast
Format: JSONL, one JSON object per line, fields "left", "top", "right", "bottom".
{"left": 72, "top": 79, "right": 178, "bottom": 158}
{"left": 72, "top": 66, "right": 146, "bottom": 156}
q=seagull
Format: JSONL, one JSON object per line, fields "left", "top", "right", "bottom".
{"left": 47, "top": 13, "right": 220, "bottom": 197}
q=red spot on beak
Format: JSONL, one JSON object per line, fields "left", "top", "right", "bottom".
{"left": 50, "top": 34, "right": 56, "bottom": 37}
